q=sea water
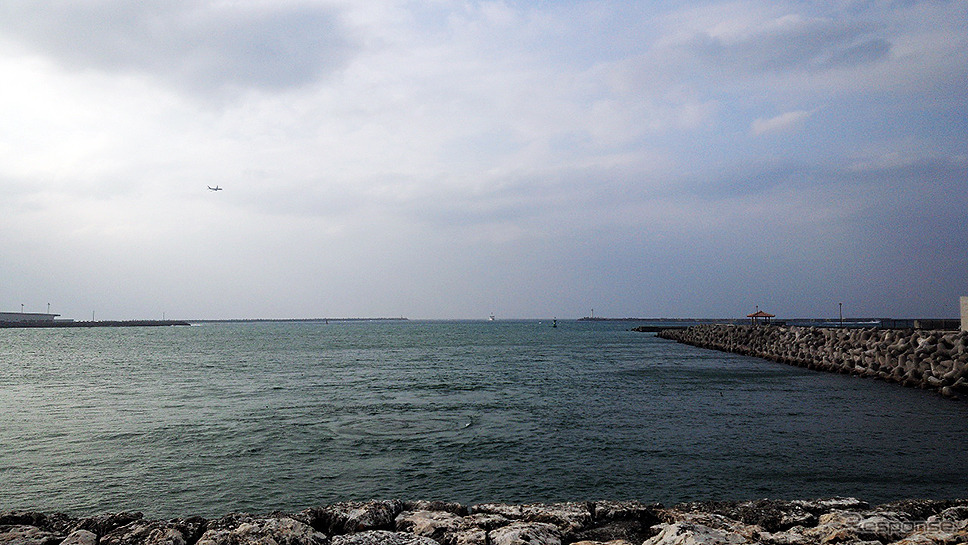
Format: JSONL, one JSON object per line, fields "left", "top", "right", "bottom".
{"left": 1, "top": 319, "right": 967, "bottom": 518}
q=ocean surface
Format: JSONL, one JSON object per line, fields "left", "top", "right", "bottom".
{"left": 2, "top": 319, "right": 967, "bottom": 518}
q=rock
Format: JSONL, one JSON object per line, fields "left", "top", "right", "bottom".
{"left": 100, "top": 518, "right": 206, "bottom": 545}
{"left": 931, "top": 505, "right": 968, "bottom": 521}
{"left": 591, "top": 501, "right": 663, "bottom": 524}
{"left": 74, "top": 512, "right": 145, "bottom": 537}
{"left": 0, "top": 526, "right": 61, "bottom": 545}
{"left": 394, "top": 510, "right": 464, "bottom": 542}
{"left": 674, "top": 499, "right": 816, "bottom": 532}
{"left": 570, "top": 540, "right": 633, "bottom": 545}
{"left": 471, "top": 503, "right": 592, "bottom": 534}
{"left": 60, "top": 530, "right": 97, "bottom": 545}
{"left": 401, "top": 503, "right": 467, "bottom": 517}
{"left": 303, "top": 501, "right": 404, "bottom": 535}
{"left": 777, "top": 509, "right": 919, "bottom": 544}
{"left": 196, "top": 516, "right": 326, "bottom": 545}
{"left": 457, "top": 514, "right": 509, "bottom": 532}
{"left": 875, "top": 499, "right": 959, "bottom": 520}
{"left": 0, "top": 513, "right": 76, "bottom": 535}
{"left": 488, "top": 522, "right": 561, "bottom": 545}
{"left": 852, "top": 512, "right": 913, "bottom": 543}
{"left": 792, "top": 497, "right": 869, "bottom": 514}
{"left": 331, "top": 530, "right": 438, "bottom": 545}
{"left": 569, "top": 519, "right": 654, "bottom": 544}
{"left": 445, "top": 529, "right": 486, "bottom": 545}
{"left": 655, "top": 324, "right": 968, "bottom": 396}
{"left": 642, "top": 514, "right": 759, "bottom": 545}
{"left": 569, "top": 501, "right": 661, "bottom": 544}
{"left": 5, "top": 499, "right": 967, "bottom": 545}
{"left": 891, "top": 520, "right": 968, "bottom": 545}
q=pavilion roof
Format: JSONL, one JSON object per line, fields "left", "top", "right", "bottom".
{"left": 747, "top": 310, "right": 776, "bottom": 318}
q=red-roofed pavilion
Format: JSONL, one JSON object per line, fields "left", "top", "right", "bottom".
{"left": 747, "top": 308, "right": 775, "bottom": 325}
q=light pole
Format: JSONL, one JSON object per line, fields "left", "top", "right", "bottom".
{"left": 839, "top": 302, "right": 843, "bottom": 327}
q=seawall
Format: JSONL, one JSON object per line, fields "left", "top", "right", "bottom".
{"left": 656, "top": 324, "right": 968, "bottom": 397}
{"left": 3, "top": 498, "right": 968, "bottom": 545}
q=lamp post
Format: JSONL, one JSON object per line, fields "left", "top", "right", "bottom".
{"left": 839, "top": 302, "right": 843, "bottom": 327}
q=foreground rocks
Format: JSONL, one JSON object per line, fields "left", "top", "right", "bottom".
{"left": 656, "top": 325, "right": 968, "bottom": 397}
{"left": 3, "top": 498, "right": 968, "bottom": 545}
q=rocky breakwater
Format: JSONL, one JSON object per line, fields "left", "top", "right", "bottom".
{"left": 4, "top": 498, "right": 968, "bottom": 545}
{"left": 656, "top": 324, "right": 968, "bottom": 397}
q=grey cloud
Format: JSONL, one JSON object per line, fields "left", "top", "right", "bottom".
{"left": 680, "top": 16, "right": 890, "bottom": 74}
{"left": 824, "top": 38, "right": 891, "bottom": 68}
{"left": 0, "top": 1, "right": 354, "bottom": 93}
{"left": 682, "top": 155, "right": 968, "bottom": 205}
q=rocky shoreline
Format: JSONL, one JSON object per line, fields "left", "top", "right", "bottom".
{"left": 4, "top": 498, "right": 968, "bottom": 545}
{"left": 654, "top": 324, "right": 968, "bottom": 398}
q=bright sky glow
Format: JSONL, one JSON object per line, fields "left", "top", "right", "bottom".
{"left": 1, "top": 0, "right": 966, "bottom": 320}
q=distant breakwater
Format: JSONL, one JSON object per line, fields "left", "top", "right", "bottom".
{"left": 654, "top": 324, "right": 968, "bottom": 397}
{"left": 4, "top": 498, "right": 968, "bottom": 545}
{"left": 0, "top": 320, "right": 190, "bottom": 329}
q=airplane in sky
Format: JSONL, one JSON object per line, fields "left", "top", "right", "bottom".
{"left": 207, "top": 185, "right": 223, "bottom": 191}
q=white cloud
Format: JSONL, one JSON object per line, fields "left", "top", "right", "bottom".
{"left": 750, "top": 109, "right": 813, "bottom": 135}
{"left": 654, "top": 2, "right": 890, "bottom": 74}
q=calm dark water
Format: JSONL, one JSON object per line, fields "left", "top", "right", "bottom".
{"left": 1, "top": 320, "right": 966, "bottom": 517}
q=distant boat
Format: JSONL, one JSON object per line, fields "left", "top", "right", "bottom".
{"left": 489, "top": 314, "right": 495, "bottom": 321}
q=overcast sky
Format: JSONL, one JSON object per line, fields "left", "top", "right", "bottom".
{"left": 1, "top": 0, "right": 966, "bottom": 321}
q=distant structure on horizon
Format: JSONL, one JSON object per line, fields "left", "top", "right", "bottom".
{"left": 747, "top": 306, "right": 775, "bottom": 325}
{"left": 0, "top": 311, "right": 60, "bottom": 323}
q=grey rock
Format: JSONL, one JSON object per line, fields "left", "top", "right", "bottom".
{"left": 196, "top": 516, "right": 326, "bottom": 545}
{"left": 569, "top": 520, "right": 654, "bottom": 545}
{"left": 488, "top": 522, "right": 561, "bottom": 545}
{"left": 674, "top": 500, "right": 810, "bottom": 532}
{"left": 0, "top": 526, "right": 60, "bottom": 545}
{"left": 590, "top": 501, "right": 662, "bottom": 524}
{"left": 777, "top": 509, "right": 916, "bottom": 544}
{"left": 472, "top": 503, "right": 592, "bottom": 534}
{"left": 0, "top": 513, "right": 76, "bottom": 535}
{"left": 875, "top": 499, "right": 966, "bottom": 520}
{"left": 445, "top": 528, "right": 486, "bottom": 545}
{"left": 74, "top": 512, "right": 144, "bottom": 537}
{"left": 673, "top": 498, "right": 870, "bottom": 533}
{"left": 570, "top": 541, "right": 633, "bottom": 545}
{"left": 642, "top": 514, "right": 760, "bottom": 545}
{"left": 100, "top": 518, "right": 206, "bottom": 545}
{"left": 395, "top": 510, "right": 463, "bottom": 542}
{"left": 331, "top": 530, "right": 438, "bottom": 545}
{"left": 60, "top": 530, "right": 97, "bottom": 545}
{"left": 303, "top": 501, "right": 404, "bottom": 535}
{"left": 401, "top": 503, "right": 467, "bottom": 517}
{"left": 930, "top": 505, "right": 968, "bottom": 521}
{"left": 456, "top": 514, "right": 509, "bottom": 532}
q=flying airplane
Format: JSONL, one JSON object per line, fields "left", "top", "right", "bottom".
{"left": 207, "top": 185, "right": 223, "bottom": 191}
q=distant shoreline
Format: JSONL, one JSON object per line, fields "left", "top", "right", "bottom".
{"left": 187, "top": 317, "right": 410, "bottom": 324}
{"left": 0, "top": 318, "right": 411, "bottom": 329}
